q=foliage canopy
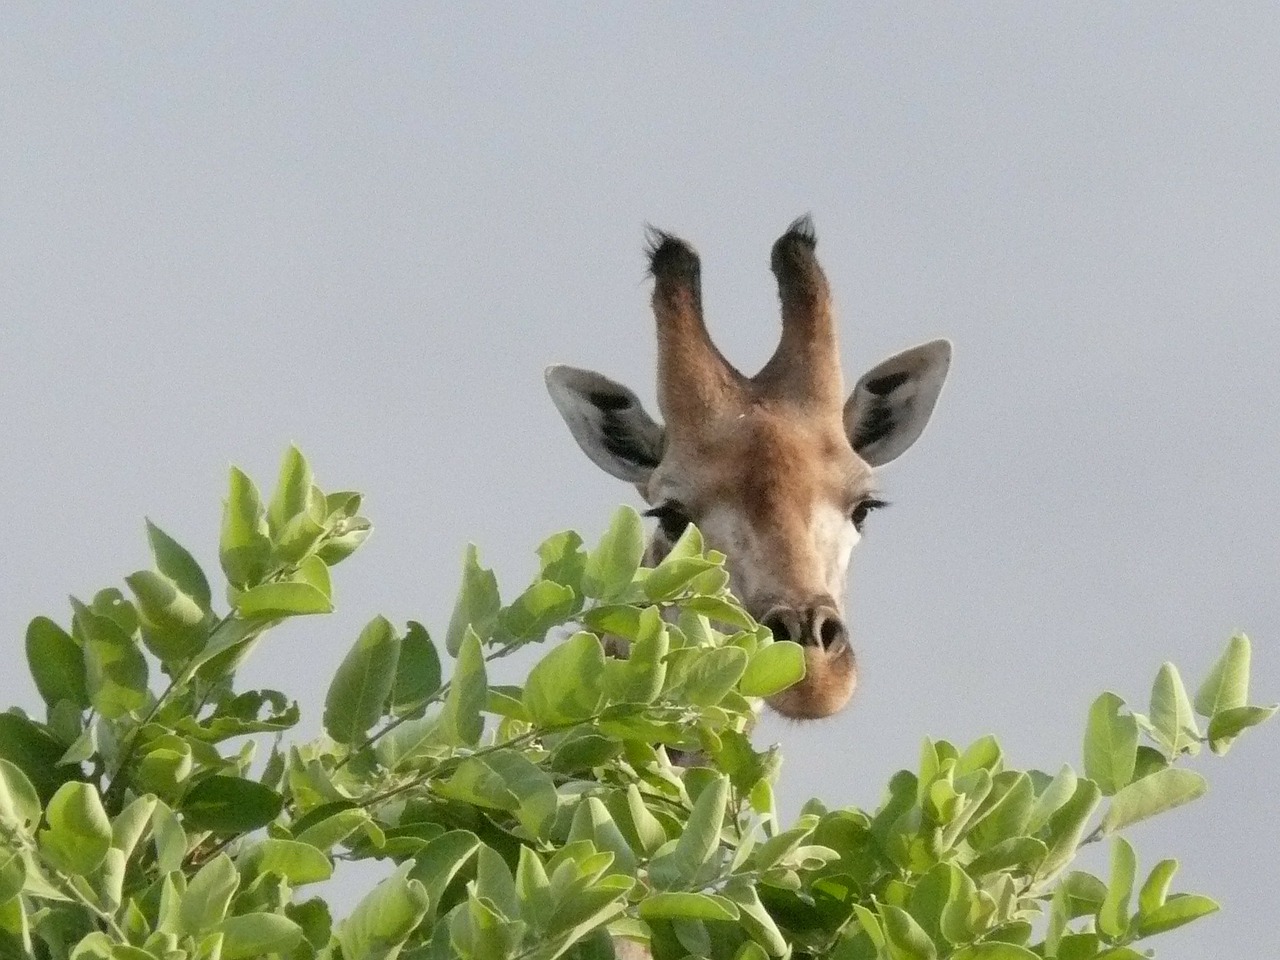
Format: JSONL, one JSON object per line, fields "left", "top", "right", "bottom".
{"left": 2, "top": 448, "right": 1273, "bottom": 960}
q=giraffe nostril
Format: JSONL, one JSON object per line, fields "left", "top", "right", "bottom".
{"left": 818, "top": 615, "right": 847, "bottom": 651}
{"left": 762, "top": 611, "right": 794, "bottom": 645}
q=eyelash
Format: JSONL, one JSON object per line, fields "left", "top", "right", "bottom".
{"left": 644, "top": 503, "right": 691, "bottom": 541}
{"left": 851, "top": 498, "right": 889, "bottom": 531}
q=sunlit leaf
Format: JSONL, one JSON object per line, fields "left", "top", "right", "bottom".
{"left": 180, "top": 853, "right": 239, "bottom": 935}
{"left": 739, "top": 641, "right": 805, "bottom": 698}
{"left": 1194, "top": 634, "right": 1250, "bottom": 719}
{"left": 220, "top": 466, "right": 272, "bottom": 588}
{"left": 387, "top": 620, "right": 442, "bottom": 717}
{"left": 267, "top": 445, "right": 315, "bottom": 539}
{"left": 1150, "top": 663, "right": 1199, "bottom": 757}
{"left": 1083, "top": 692, "right": 1138, "bottom": 796}
{"left": 25, "top": 617, "right": 88, "bottom": 710}
{"left": 39, "top": 782, "right": 112, "bottom": 876}
{"left": 524, "top": 632, "right": 605, "bottom": 725}
{"left": 1100, "top": 768, "right": 1206, "bottom": 835}
{"left": 126, "top": 570, "right": 208, "bottom": 664}
{"left": 324, "top": 616, "right": 400, "bottom": 745}
{"left": 444, "top": 545, "right": 501, "bottom": 655}
{"left": 74, "top": 599, "right": 149, "bottom": 719}
{"left": 582, "top": 506, "right": 645, "bottom": 600}
{"left": 1206, "top": 703, "right": 1277, "bottom": 755}
{"left": 215, "top": 913, "right": 304, "bottom": 960}
{"left": 234, "top": 581, "right": 332, "bottom": 618}
{"left": 145, "top": 519, "right": 212, "bottom": 612}
{"left": 1097, "top": 836, "right": 1136, "bottom": 940}
{"left": 1136, "top": 893, "right": 1219, "bottom": 937}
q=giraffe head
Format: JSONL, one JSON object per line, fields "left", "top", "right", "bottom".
{"left": 546, "top": 217, "right": 951, "bottom": 719}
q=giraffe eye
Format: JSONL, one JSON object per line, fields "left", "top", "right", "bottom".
{"left": 851, "top": 497, "right": 888, "bottom": 531}
{"left": 645, "top": 502, "right": 691, "bottom": 541}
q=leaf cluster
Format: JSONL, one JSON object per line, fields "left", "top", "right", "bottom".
{"left": 1, "top": 448, "right": 1272, "bottom": 960}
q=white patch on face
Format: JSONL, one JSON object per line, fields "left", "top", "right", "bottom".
{"left": 696, "top": 501, "right": 860, "bottom": 614}
{"left": 811, "top": 501, "right": 859, "bottom": 611}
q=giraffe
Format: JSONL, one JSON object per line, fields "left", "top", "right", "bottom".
{"left": 546, "top": 216, "right": 951, "bottom": 720}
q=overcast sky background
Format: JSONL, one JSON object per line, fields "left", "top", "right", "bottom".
{"left": 2, "top": 5, "right": 1277, "bottom": 956}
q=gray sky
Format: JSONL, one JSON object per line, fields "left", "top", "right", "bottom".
{"left": 2, "top": 5, "right": 1277, "bottom": 956}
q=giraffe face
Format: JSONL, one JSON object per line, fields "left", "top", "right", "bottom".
{"left": 547, "top": 219, "right": 951, "bottom": 720}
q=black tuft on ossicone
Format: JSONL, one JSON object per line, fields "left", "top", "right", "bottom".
{"left": 644, "top": 226, "right": 701, "bottom": 283}
{"left": 771, "top": 214, "right": 820, "bottom": 277}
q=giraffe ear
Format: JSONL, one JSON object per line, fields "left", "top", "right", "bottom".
{"left": 844, "top": 339, "right": 952, "bottom": 467}
{"left": 545, "top": 366, "right": 665, "bottom": 483}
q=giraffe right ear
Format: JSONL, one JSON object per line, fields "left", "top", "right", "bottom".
{"left": 545, "top": 366, "right": 665, "bottom": 483}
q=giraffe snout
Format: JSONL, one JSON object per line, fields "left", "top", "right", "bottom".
{"left": 761, "top": 602, "right": 847, "bottom": 652}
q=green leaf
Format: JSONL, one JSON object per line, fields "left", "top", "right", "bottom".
{"left": 1206, "top": 704, "right": 1277, "bottom": 755}
{"left": 967, "top": 837, "right": 1047, "bottom": 876}
{"left": 738, "top": 641, "right": 806, "bottom": 698}
{"left": 1138, "top": 858, "right": 1178, "bottom": 917}
{"left": 243, "top": 838, "right": 333, "bottom": 885}
{"left": 639, "top": 892, "right": 739, "bottom": 921}
{"left": 879, "top": 903, "right": 937, "bottom": 960}
{"left": 496, "top": 579, "right": 578, "bottom": 641}
{"left": 0, "top": 759, "right": 42, "bottom": 833}
{"left": 126, "top": 570, "right": 208, "bottom": 663}
{"left": 317, "top": 515, "right": 372, "bottom": 565}
{"left": 74, "top": 600, "right": 149, "bottom": 719}
{"left": 603, "top": 606, "right": 669, "bottom": 704}
{"left": 485, "top": 749, "right": 559, "bottom": 837}
{"left": 1149, "top": 663, "right": 1199, "bottom": 756}
{"left": 524, "top": 632, "right": 606, "bottom": 725}
{"left": 1038, "top": 779, "right": 1102, "bottom": 880}
{"left": 1100, "top": 767, "right": 1206, "bottom": 835}
{"left": 0, "top": 848, "right": 25, "bottom": 905}
{"left": 475, "top": 843, "right": 520, "bottom": 922}
{"left": 582, "top": 506, "right": 645, "bottom": 600}
{"left": 723, "top": 877, "right": 789, "bottom": 957}
{"left": 277, "top": 510, "right": 327, "bottom": 563}
{"left": 968, "top": 773, "right": 1034, "bottom": 851}
{"left": 408, "top": 830, "right": 482, "bottom": 924}
{"left": 25, "top": 617, "right": 89, "bottom": 710}
{"left": 110, "top": 794, "right": 158, "bottom": 862}
{"left": 436, "top": 629, "right": 487, "bottom": 747}
{"left": 1194, "top": 634, "right": 1251, "bottom": 720}
{"left": 949, "top": 945, "right": 1039, "bottom": 960}
{"left": 39, "top": 781, "right": 112, "bottom": 876}
{"left": 215, "top": 913, "right": 304, "bottom": 960}
{"left": 145, "top": 519, "right": 212, "bottom": 611}
{"left": 1083, "top": 692, "right": 1138, "bottom": 796}
{"left": 537, "top": 529, "right": 588, "bottom": 591}
{"left": 568, "top": 797, "right": 637, "bottom": 877}
{"left": 180, "top": 853, "right": 239, "bottom": 936}
{"left": 445, "top": 544, "right": 501, "bottom": 655}
{"left": 1136, "top": 893, "right": 1219, "bottom": 937}
{"left": 1097, "top": 837, "right": 1136, "bottom": 940}
{"left": 649, "top": 774, "right": 728, "bottom": 889}
{"left": 666, "top": 646, "right": 748, "bottom": 706}
{"left": 388, "top": 621, "right": 442, "bottom": 717}
{"left": 180, "top": 776, "right": 283, "bottom": 833}
{"left": 337, "top": 862, "right": 430, "bottom": 959}
{"left": 219, "top": 466, "right": 272, "bottom": 587}
{"left": 234, "top": 581, "right": 332, "bottom": 618}
{"left": 1027, "top": 765, "right": 1078, "bottom": 834}
{"left": 267, "top": 445, "right": 314, "bottom": 538}
{"left": 324, "top": 616, "right": 401, "bottom": 745}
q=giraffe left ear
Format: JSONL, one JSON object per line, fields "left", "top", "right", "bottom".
{"left": 545, "top": 365, "right": 665, "bottom": 483}
{"left": 844, "top": 339, "right": 952, "bottom": 467}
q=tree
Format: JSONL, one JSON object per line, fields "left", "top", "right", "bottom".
{"left": 1, "top": 448, "right": 1272, "bottom": 960}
